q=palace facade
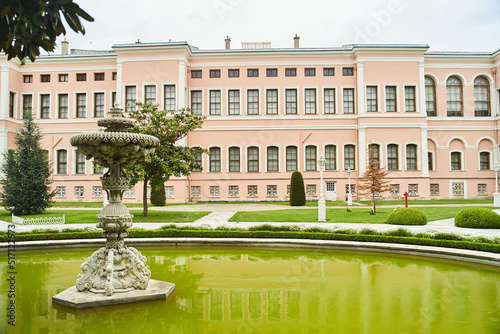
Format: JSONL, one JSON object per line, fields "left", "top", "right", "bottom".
{"left": 1, "top": 38, "right": 499, "bottom": 202}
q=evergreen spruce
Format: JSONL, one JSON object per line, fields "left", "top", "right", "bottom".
{"left": 290, "top": 171, "right": 306, "bottom": 206}
{"left": 1, "top": 114, "right": 55, "bottom": 215}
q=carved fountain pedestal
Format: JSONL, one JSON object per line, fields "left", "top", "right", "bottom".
{"left": 52, "top": 106, "right": 175, "bottom": 309}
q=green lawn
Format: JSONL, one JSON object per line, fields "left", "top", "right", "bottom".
{"left": 3, "top": 210, "right": 210, "bottom": 224}
{"left": 229, "top": 206, "right": 496, "bottom": 223}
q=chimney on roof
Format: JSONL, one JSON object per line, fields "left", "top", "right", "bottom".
{"left": 294, "top": 34, "right": 300, "bottom": 48}
{"left": 61, "top": 39, "right": 69, "bottom": 55}
{"left": 225, "top": 36, "right": 231, "bottom": 50}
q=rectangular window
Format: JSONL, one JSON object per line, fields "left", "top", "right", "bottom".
{"left": 191, "top": 90, "right": 202, "bottom": 115}
{"left": 112, "top": 72, "right": 117, "bottom": 80}
{"left": 58, "top": 74, "right": 68, "bottom": 82}
{"left": 191, "top": 186, "right": 201, "bottom": 198}
{"left": 478, "top": 184, "right": 487, "bottom": 196}
{"left": 229, "top": 147, "right": 240, "bottom": 172}
{"left": 266, "top": 89, "right": 278, "bottom": 115}
{"left": 305, "top": 68, "right": 316, "bottom": 77}
{"left": 285, "top": 89, "right": 297, "bottom": 114}
{"left": 228, "top": 69, "right": 239, "bottom": 78}
{"left": 9, "top": 92, "right": 15, "bottom": 118}
{"left": 285, "top": 68, "right": 296, "bottom": 77}
{"left": 210, "top": 90, "right": 221, "bottom": 115}
{"left": 94, "top": 92, "right": 105, "bottom": 117}
{"left": 344, "top": 145, "right": 355, "bottom": 170}
{"left": 305, "top": 88, "right": 316, "bottom": 114}
{"left": 451, "top": 152, "right": 461, "bottom": 170}
{"left": 165, "top": 186, "right": 174, "bottom": 198}
{"left": 22, "top": 94, "right": 32, "bottom": 119}
{"left": 325, "top": 145, "right": 336, "bottom": 170}
{"left": 75, "top": 186, "right": 84, "bottom": 198}
{"left": 94, "top": 73, "right": 105, "bottom": 81}
{"left": 346, "top": 184, "right": 355, "bottom": 195}
{"left": 286, "top": 146, "right": 297, "bottom": 171}
{"left": 247, "top": 90, "right": 259, "bottom": 115}
{"left": 57, "top": 150, "right": 67, "bottom": 174}
{"left": 76, "top": 93, "right": 86, "bottom": 118}
{"left": 267, "top": 185, "right": 277, "bottom": 197}
{"left": 93, "top": 186, "right": 103, "bottom": 198}
{"left": 228, "top": 89, "right": 240, "bottom": 115}
{"left": 385, "top": 86, "right": 397, "bottom": 112}
{"left": 229, "top": 185, "right": 239, "bottom": 197}
{"left": 406, "top": 145, "right": 417, "bottom": 170}
{"left": 164, "top": 85, "right": 176, "bottom": 111}
{"left": 306, "top": 185, "right": 317, "bottom": 196}
{"left": 428, "top": 152, "right": 434, "bottom": 171}
{"left": 56, "top": 186, "right": 66, "bottom": 198}
{"left": 452, "top": 181, "right": 464, "bottom": 196}
{"left": 480, "top": 152, "right": 490, "bottom": 170}
{"left": 210, "top": 69, "right": 221, "bottom": 78}
{"left": 41, "top": 74, "right": 50, "bottom": 82}
{"left": 305, "top": 146, "right": 317, "bottom": 171}
{"left": 247, "top": 69, "right": 259, "bottom": 77}
{"left": 248, "top": 185, "right": 258, "bottom": 197}
{"left": 191, "top": 70, "right": 202, "bottom": 78}
{"left": 408, "top": 184, "right": 418, "bottom": 196}
{"left": 40, "top": 94, "right": 50, "bottom": 119}
{"left": 23, "top": 75, "right": 33, "bottom": 83}
{"left": 366, "top": 86, "right": 378, "bottom": 112}
{"left": 405, "top": 86, "right": 416, "bottom": 112}
{"left": 387, "top": 145, "right": 399, "bottom": 170}
{"left": 343, "top": 88, "right": 355, "bottom": 114}
{"left": 193, "top": 150, "right": 202, "bottom": 172}
{"left": 210, "top": 147, "right": 221, "bottom": 172}
{"left": 111, "top": 92, "right": 117, "bottom": 107}
{"left": 75, "top": 151, "right": 86, "bottom": 174}
{"left": 125, "top": 86, "right": 136, "bottom": 112}
{"left": 430, "top": 184, "right": 439, "bottom": 195}
{"left": 247, "top": 147, "right": 259, "bottom": 172}
{"left": 76, "top": 73, "right": 87, "bottom": 81}
{"left": 266, "top": 68, "right": 277, "bottom": 77}
{"left": 324, "top": 88, "right": 336, "bottom": 114}
{"left": 343, "top": 67, "right": 354, "bottom": 76}
{"left": 323, "top": 68, "right": 335, "bottom": 76}
{"left": 58, "top": 94, "right": 69, "bottom": 118}
{"left": 145, "top": 85, "right": 156, "bottom": 104}
{"left": 267, "top": 146, "right": 279, "bottom": 172}
{"left": 390, "top": 184, "right": 400, "bottom": 196}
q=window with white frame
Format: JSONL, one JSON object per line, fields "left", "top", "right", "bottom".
{"left": 191, "top": 90, "right": 202, "bottom": 115}
{"left": 229, "top": 147, "right": 240, "bottom": 172}
{"left": 474, "top": 76, "right": 490, "bottom": 117}
{"left": 247, "top": 146, "right": 259, "bottom": 172}
{"left": 344, "top": 145, "right": 355, "bottom": 170}
{"left": 428, "top": 152, "right": 434, "bottom": 171}
{"left": 305, "top": 146, "right": 317, "bottom": 171}
{"left": 228, "top": 89, "right": 240, "bottom": 115}
{"left": 22, "top": 94, "right": 32, "bottom": 119}
{"left": 480, "top": 152, "right": 490, "bottom": 170}
{"left": 165, "top": 186, "right": 174, "bottom": 198}
{"left": 56, "top": 186, "right": 66, "bottom": 198}
{"left": 451, "top": 152, "right": 462, "bottom": 170}
{"left": 125, "top": 86, "right": 136, "bottom": 111}
{"left": 145, "top": 85, "right": 156, "bottom": 104}
{"left": 76, "top": 93, "right": 86, "bottom": 118}
{"left": 93, "top": 186, "right": 103, "bottom": 198}
{"left": 306, "top": 185, "right": 316, "bottom": 196}
{"left": 286, "top": 146, "right": 297, "bottom": 171}
{"left": 406, "top": 144, "right": 417, "bottom": 170}
{"left": 286, "top": 89, "right": 297, "bottom": 114}
{"left": 210, "top": 90, "right": 221, "bottom": 115}
{"left": 366, "top": 86, "right": 378, "bottom": 112}
{"left": 75, "top": 186, "right": 84, "bottom": 198}
{"left": 404, "top": 86, "right": 416, "bottom": 112}
{"left": 124, "top": 187, "right": 135, "bottom": 198}
{"left": 385, "top": 86, "right": 397, "bottom": 112}
{"left": 164, "top": 85, "right": 176, "bottom": 111}
{"left": 425, "top": 76, "right": 437, "bottom": 117}
{"left": 40, "top": 94, "right": 50, "bottom": 119}
{"left": 94, "top": 92, "right": 105, "bottom": 117}
{"left": 209, "top": 147, "right": 221, "bottom": 172}
{"left": 267, "top": 146, "right": 279, "bottom": 172}
{"left": 58, "top": 94, "right": 68, "bottom": 118}
{"left": 193, "top": 150, "right": 202, "bottom": 172}
{"left": 446, "top": 76, "right": 463, "bottom": 117}
{"left": 247, "top": 89, "right": 259, "bottom": 115}
{"left": 57, "top": 150, "right": 67, "bottom": 174}
{"left": 248, "top": 185, "right": 258, "bottom": 197}
{"left": 478, "top": 184, "right": 487, "bottom": 195}
{"left": 430, "top": 184, "right": 439, "bottom": 195}
{"left": 229, "top": 185, "right": 239, "bottom": 197}
{"left": 343, "top": 88, "right": 354, "bottom": 114}
{"left": 408, "top": 184, "right": 418, "bottom": 196}
{"left": 324, "top": 88, "right": 335, "bottom": 114}
{"left": 267, "top": 185, "right": 277, "bottom": 197}
{"left": 191, "top": 186, "right": 200, "bottom": 198}
{"left": 325, "top": 145, "right": 336, "bottom": 170}
{"left": 452, "top": 181, "right": 464, "bottom": 196}
{"left": 387, "top": 144, "right": 399, "bottom": 170}
{"left": 75, "top": 150, "right": 86, "bottom": 174}
{"left": 266, "top": 89, "right": 278, "bottom": 115}
{"left": 390, "top": 184, "right": 400, "bottom": 196}
{"left": 305, "top": 88, "right": 316, "bottom": 114}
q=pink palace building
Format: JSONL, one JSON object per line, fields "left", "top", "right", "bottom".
{"left": 0, "top": 37, "right": 499, "bottom": 203}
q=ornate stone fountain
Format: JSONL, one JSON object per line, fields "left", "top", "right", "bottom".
{"left": 52, "top": 105, "right": 174, "bottom": 309}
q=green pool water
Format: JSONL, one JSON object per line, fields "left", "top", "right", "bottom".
{"left": 1, "top": 246, "right": 499, "bottom": 334}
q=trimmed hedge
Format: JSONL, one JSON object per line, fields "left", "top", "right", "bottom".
{"left": 387, "top": 207, "right": 427, "bottom": 225}
{"left": 290, "top": 171, "right": 306, "bottom": 206}
{"left": 455, "top": 208, "right": 500, "bottom": 229}
{"left": 2, "top": 228, "right": 499, "bottom": 254}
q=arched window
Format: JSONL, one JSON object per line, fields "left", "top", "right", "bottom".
{"left": 446, "top": 76, "right": 463, "bottom": 117}
{"left": 325, "top": 145, "right": 336, "bottom": 170}
{"left": 209, "top": 147, "right": 221, "bottom": 172}
{"left": 474, "top": 76, "right": 490, "bottom": 117}
{"left": 57, "top": 150, "right": 67, "bottom": 174}
{"left": 387, "top": 144, "right": 399, "bottom": 170}
{"left": 267, "top": 146, "right": 279, "bottom": 172}
{"left": 406, "top": 144, "right": 417, "bottom": 170}
{"left": 286, "top": 146, "right": 298, "bottom": 171}
{"left": 247, "top": 146, "right": 259, "bottom": 172}
{"left": 228, "top": 147, "right": 240, "bottom": 172}
{"left": 344, "top": 145, "right": 355, "bottom": 170}
{"left": 425, "top": 76, "right": 436, "bottom": 117}
{"left": 305, "top": 146, "right": 317, "bottom": 171}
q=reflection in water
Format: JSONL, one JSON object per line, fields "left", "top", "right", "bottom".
{"left": 1, "top": 247, "right": 499, "bottom": 333}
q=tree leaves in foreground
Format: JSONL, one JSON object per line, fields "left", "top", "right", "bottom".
{"left": 126, "top": 102, "right": 207, "bottom": 217}
{"left": 1, "top": 113, "right": 55, "bottom": 215}
{"left": 0, "top": 0, "right": 94, "bottom": 61}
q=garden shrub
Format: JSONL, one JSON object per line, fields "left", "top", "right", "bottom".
{"left": 455, "top": 208, "right": 500, "bottom": 229}
{"left": 289, "top": 171, "right": 306, "bottom": 206}
{"left": 150, "top": 179, "right": 166, "bottom": 206}
{"left": 387, "top": 207, "right": 427, "bottom": 225}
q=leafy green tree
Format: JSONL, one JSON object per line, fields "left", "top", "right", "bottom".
{"left": 290, "top": 171, "right": 306, "bottom": 206}
{"left": 0, "top": 0, "right": 94, "bottom": 61}
{"left": 127, "top": 102, "right": 207, "bottom": 217}
{"left": 1, "top": 113, "right": 55, "bottom": 215}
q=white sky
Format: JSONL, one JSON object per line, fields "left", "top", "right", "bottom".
{"left": 58, "top": 0, "right": 500, "bottom": 53}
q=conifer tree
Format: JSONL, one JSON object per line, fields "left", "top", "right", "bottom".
{"left": 290, "top": 171, "right": 306, "bottom": 206}
{"left": 358, "top": 146, "right": 391, "bottom": 214}
{"left": 1, "top": 114, "right": 55, "bottom": 215}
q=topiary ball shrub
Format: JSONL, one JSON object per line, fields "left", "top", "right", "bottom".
{"left": 289, "top": 171, "right": 306, "bottom": 206}
{"left": 387, "top": 207, "right": 427, "bottom": 225}
{"left": 455, "top": 208, "right": 500, "bottom": 229}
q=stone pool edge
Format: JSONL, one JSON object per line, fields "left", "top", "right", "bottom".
{"left": 1, "top": 237, "right": 499, "bottom": 268}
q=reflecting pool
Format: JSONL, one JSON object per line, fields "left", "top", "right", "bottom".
{"left": 1, "top": 246, "right": 499, "bottom": 333}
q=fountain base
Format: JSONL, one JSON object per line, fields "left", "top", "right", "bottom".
{"left": 52, "top": 279, "right": 175, "bottom": 309}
